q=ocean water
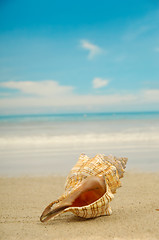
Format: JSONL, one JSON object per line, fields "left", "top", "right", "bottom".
{"left": 0, "top": 112, "right": 159, "bottom": 176}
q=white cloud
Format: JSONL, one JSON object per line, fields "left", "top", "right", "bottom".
{"left": 0, "top": 80, "right": 159, "bottom": 114}
{"left": 143, "top": 89, "right": 159, "bottom": 102}
{"left": 0, "top": 80, "right": 73, "bottom": 97}
{"left": 92, "top": 78, "right": 109, "bottom": 89}
{"left": 0, "top": 91, "right": 136, "bottom": 114}
{"left": 80, "top": 40, "right": 102, "bottom": 59}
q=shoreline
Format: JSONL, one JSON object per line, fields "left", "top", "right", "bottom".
{"left": 0, "top": 172, "right": 159, "bottom": 240}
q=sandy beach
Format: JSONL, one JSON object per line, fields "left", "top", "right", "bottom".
{"left": 0, "top": 172, "right": 159, "bottom": 240}
{"left": 1, "top": 0, "right": 159, "bottom": 238}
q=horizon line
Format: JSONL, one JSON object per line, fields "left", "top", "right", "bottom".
{"left": 0, "top": 110, "right": 159, "bottom": 118}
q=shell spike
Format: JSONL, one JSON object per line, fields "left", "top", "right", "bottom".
{"left": 120, "top": 157, "right": 128, "bottom": 169}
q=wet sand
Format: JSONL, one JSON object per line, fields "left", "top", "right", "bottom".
{"left": 0, "top": 172, "right": 159, "bottom": 240}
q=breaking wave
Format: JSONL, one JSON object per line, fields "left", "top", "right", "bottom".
{"left": 0, "top": 132, "right": 159, "bottom": 147}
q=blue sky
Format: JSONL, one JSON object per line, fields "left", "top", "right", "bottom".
{"left": 0, "top": 0, "right": 159, "bottom": 114}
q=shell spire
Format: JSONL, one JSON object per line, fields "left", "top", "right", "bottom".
{"left": 105, "top": 154, "right": 128, "bottom": 179}
{"left": 40, "top": 153, "right": 128, "bottom": 222}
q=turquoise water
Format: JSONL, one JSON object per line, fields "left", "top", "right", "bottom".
{"left": 0, "top": 111, "right": 159, "bottom": 123}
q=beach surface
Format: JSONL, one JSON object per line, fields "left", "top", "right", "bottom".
{"left": 0, "top": 172, "right": 159, "bottom": 240}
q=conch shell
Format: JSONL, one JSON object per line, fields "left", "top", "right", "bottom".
{"left": 40, "top": 153, "right": 128, "bottom": 222}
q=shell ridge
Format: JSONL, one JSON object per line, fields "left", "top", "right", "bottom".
{"left": 65, "top": 154, "right": 122, "bottom": 197}
{"left": 65, "top": 153, "right": 90, "bottom": 190}
{"left": 64, "top": 181, "right": 114, "bottom": 219}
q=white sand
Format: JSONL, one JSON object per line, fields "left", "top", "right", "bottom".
{"left": 0, "top": 172, "right": 159, "bottom": 240}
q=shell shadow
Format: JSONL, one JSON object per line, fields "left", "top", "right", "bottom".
{"left": 41, "top": 213, "right": 97, "bottom": 225}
